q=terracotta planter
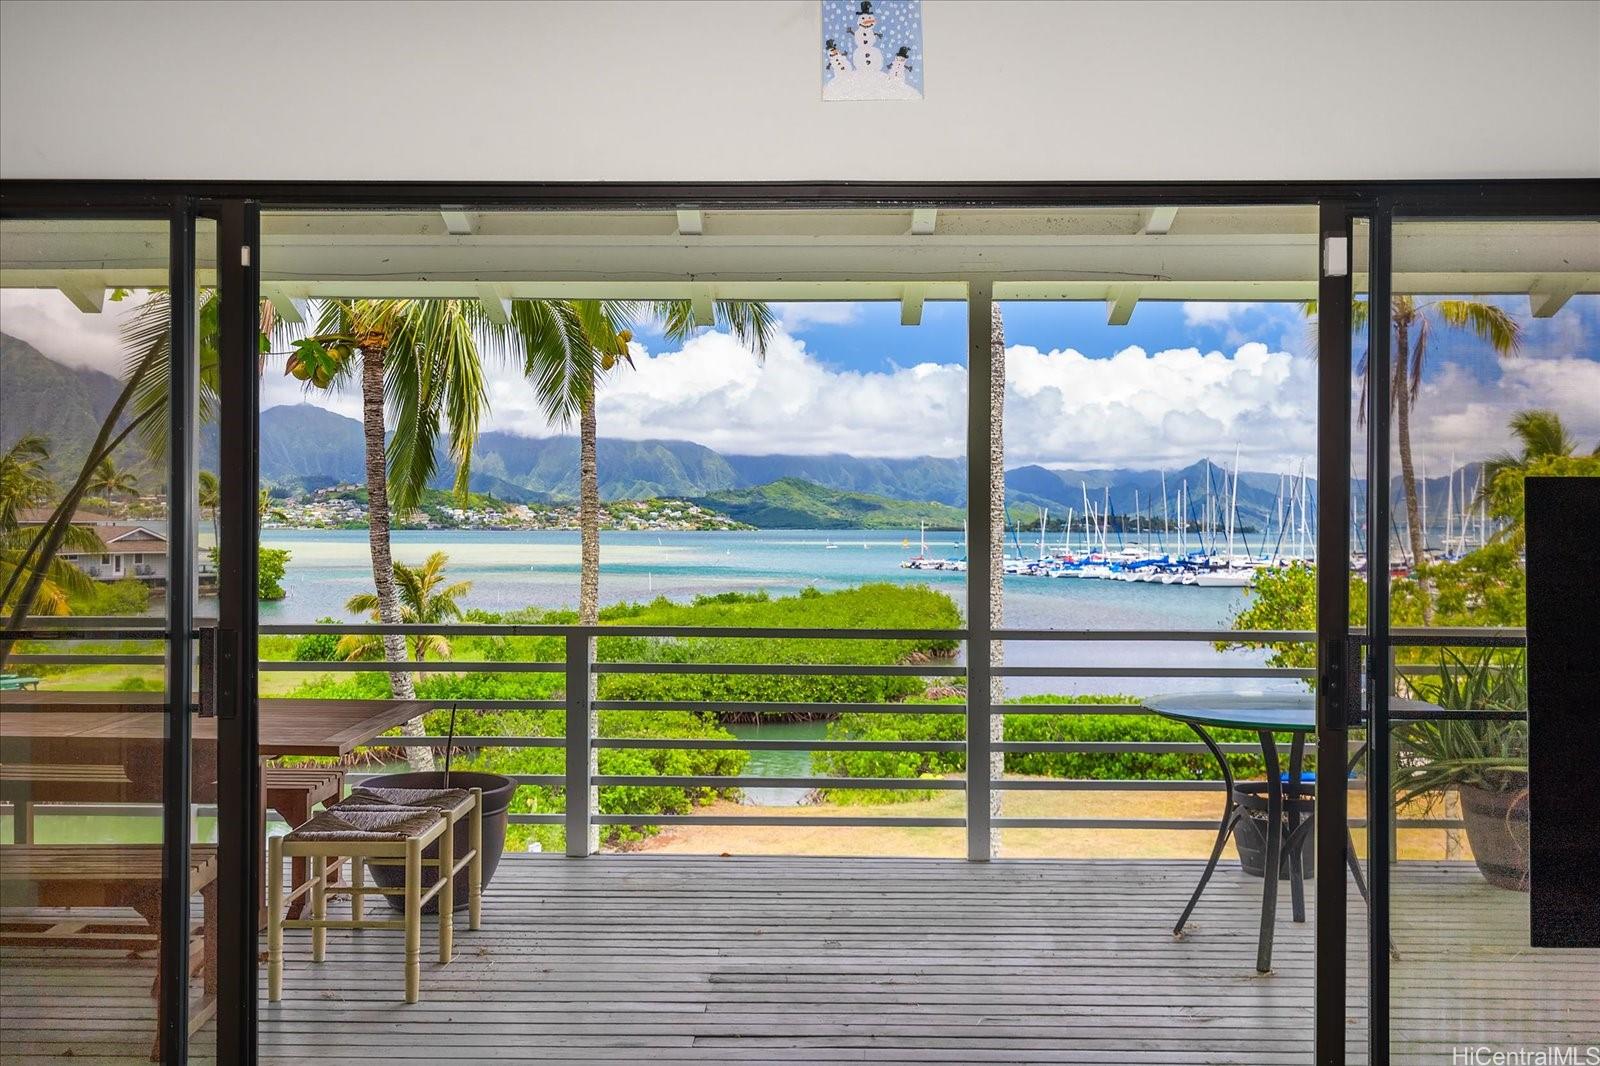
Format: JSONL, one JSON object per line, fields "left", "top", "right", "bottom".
{"left": 1457, "top": 780, "right": 1530, "bottom": 892}
{"left": 360, "top": 770, "right": 518, "bottom": 913}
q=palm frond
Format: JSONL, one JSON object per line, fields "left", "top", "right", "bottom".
{"left": 1435, "top": 300, "right": 1523, "bottom": 357}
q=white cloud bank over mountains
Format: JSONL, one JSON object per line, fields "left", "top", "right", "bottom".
{"left": 5, "top": 289, "right": 1595, "bottom": 473}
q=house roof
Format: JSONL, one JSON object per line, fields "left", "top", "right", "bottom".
{"left": 14, "top": 508, "right": 120, "bottom": 525}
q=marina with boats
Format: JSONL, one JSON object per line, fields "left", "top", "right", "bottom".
{"left": 898, "top": 450, "right": 1499, "bottom": 587}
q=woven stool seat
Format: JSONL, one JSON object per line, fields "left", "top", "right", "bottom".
{"left": 285, "top": 805, "right": 443, "bottom": 843}
{"left": 337, "top": 786, "right": 474, "bottom": 815}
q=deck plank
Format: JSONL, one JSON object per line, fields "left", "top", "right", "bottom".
{"left": 1, "top": 856, "right": 1594, "bottom": 1064}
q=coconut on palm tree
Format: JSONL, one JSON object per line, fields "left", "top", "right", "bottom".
{"left": 338, "top": 551, "right": 471, "bottom": 663}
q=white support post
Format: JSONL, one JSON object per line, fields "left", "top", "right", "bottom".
{"left": 565, "top": 630, "right": 595, "bottom": 856}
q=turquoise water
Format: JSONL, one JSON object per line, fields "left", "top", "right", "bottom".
{"left": 251, "top": 527, "right": 1274, "bottom": 699}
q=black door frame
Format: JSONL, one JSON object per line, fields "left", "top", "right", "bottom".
{"left": 4, "top": 177, "right": 1596, "bottom": 1066}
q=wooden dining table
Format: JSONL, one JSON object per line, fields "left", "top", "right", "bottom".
{"left": 0, "top": 691, "right": 433, "bottom": 812}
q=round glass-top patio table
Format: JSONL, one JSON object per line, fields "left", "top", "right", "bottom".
{"left": 1142, "top": 692, "right": 1321, "bottom": 973}
{"left": 1142, "top": 693, "right": 1318, "bottom": 733}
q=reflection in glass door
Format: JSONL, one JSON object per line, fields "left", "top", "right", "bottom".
{"left": 0, "top": 213, "right": 218, "bottom": 1062}
{"left": 1373, "top": 215, "right": 1600, "bottom": 1063}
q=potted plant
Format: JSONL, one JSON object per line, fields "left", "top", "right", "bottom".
{"left": 1394, "top": 647, "right": 1529, "bottom": 890}
{"left": 363, "top": 705, "right": 518, "bottom": 912}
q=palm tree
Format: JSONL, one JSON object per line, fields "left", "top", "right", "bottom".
{"left": 1, "top": 436, "right": 104, "bottom": 616}
{"left": 88, "top": 456, "right": 139, "bottom": 506}
{"left": 198, "top": 469, "right": 220, "bottom": 547}
{"left": 546, "top": 300, "right": 775, "bottom": 625}
{"left": 292, "top": 298, "right": 600, "bottom": 768}
{"left": 337, "top": 551, "right": 471, "bottom": 663}
{"left": 1, "top": 296, "right": 172, "bottom": 662}
{"left": 1477, "top": 408, "right": 1598, "bottom": 549}
{"left": 1311, "top": 297, "right": 1523, "bottom": 624}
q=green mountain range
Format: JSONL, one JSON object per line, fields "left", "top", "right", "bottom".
{"left": 691, "top": 478, "right": 966, "bottom": 530}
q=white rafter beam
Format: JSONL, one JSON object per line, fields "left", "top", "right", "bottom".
{"left": 57, "top": 274, "right": 106, "bottom": 313}
{"left": 440, "top": 210, "right": 475, "bottom": 236}
{"left": 263, "top": 285, "right": 309, "bottom": 324}
{"left": 676, "top": 207, "right": 704, "bottom": 236}
{"left": 910, "top": 208, "right": 938, "bottom": 235}
{"left": 476, "top": 283, "right": 512, "bottom": 325}
{"left": 900, "top": 284, "right": 926, "bottom": 326}
{"left": 1528, "top": 276, "right": 1581, "bottom": 318}
{"left": 691, "top": 285, "right": 714, "bottom": 326}
{"left": 1106, "top": 284, "right": 1141, "bottom": 325}
{"left": 1140, "top": 207, "right": 1179, "bottom": 235}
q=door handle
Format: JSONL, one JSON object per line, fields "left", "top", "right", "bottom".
{"left": 197, "top": 626, "right": 237, "bottom": 719}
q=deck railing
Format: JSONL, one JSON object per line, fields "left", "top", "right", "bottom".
{"left": 6, "top": 620, "right": 1526, "bottom": 855}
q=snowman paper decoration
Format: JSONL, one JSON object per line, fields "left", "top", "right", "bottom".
{"left": 825, "top": 38, "right": 851, "bottom": 77}
{"left": 887, "top": 45, "right": 911, "bottom": 81}
{"left": 850, "top": 2, "right": 883, "bottom": 72}
{"left": 821, "top": 0, "right": 921, "bottom": 101}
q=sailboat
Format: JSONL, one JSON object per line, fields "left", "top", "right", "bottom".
{"left": 1194, "top": 447, "right": 1255, "bottom": 587}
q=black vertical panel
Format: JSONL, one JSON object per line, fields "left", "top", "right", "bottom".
{"left": 214, "top": 199, "right": 261, "bottom": 1064}
{"left": 160, "top": 199, "right": 195, "bottom": 1066}
{"left": 1528, "top": 474, "right": 1600, "bottom": 948}
{"left": 1313, "top": 202, "right": 1355, "bottom": 1066}
{"left": 1363, "top": 208, "right": 1393, "bottom": 1066}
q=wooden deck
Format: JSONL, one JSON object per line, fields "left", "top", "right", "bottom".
{"left": 2, "top": 856, "right": 1595, "bottom": 1064}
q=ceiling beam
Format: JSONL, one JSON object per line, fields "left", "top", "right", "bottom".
{"left": 1106, "top": 284, "right": 1140, "bottom": 325}
{"left": 1140, "top": 207, "right": 1179, "bottom": 235}
{"left": 263, "top": 285, "right": 309, "bottom": 324}
{"left": 900, "top": 284, "right": 926, "bottom": 326}
{"left": 57, "top": 274, "right": 106, "bottom": 313}
{"left": 691, "top": 285, "right": 714, "bottom": 326}
{"left": 1528, "top": 276, "right": 1580, "bottom": 318}
{"left": 440, "top": 210, "right": 475, "bottom": 236}
{"left": 910, "top": 208, "right": 938, "bottom": 235}
{"left": 676, "top": 207, "right": 704, "bottom": 236}
{"left": 476, "top": 283, "right": 512, "bottom": 325}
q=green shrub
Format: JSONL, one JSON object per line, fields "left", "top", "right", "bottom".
{"left": 813, "top": 695, "right": 1298, "bottom": 804}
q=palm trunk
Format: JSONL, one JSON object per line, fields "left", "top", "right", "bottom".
{"left": 360, "top": 348, "right": 431, "bottom": 771}
{"left": 987, "top": 302, "right": 1007, "bottom": 857}
{"left": 1393, "top": 320, "right": 1434, "bottom": 625}
{"left": 578, "top": 385, "right": 601, "bottom": 626}
{"left": 576, "top": 378, "right": 601, "bottom": 851}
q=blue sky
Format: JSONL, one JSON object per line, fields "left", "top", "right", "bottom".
{"left": 6, "top": 286, "right": 1596, "bottom": 473}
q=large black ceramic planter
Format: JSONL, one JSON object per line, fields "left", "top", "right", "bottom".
{"left": 359, "top": 770, "right": 517, "bottom": 914}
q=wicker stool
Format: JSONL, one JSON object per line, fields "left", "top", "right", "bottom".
{"left": 334, "top": 786, "right": 484, "bottom": 926}
{"left": 267, "top": 790, "right": 480, "bottom": 1004}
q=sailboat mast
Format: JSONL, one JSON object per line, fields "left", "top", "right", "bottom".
{"left": 1160, "top": 470, "right": 1170, "bottom": 557}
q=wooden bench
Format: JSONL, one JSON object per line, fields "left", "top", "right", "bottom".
{"left": 0, "top": 763, "right": 133, "bottom": 843}
{"left": 264, "top": 765, "right": 346, "bottom": 917}
{"left": 0, "top": 843, "right": 218, "bottom": 1061}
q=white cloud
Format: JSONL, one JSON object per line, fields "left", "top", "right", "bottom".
{"left": 0, "top": 288, "right": 147, "bottom": 373}
{"left": 771, "top": 302, "right": 862, "bottom": 332}
{"left": 1182, "top": 301, "right": 1263, "bottom": 327}
{"left": 1400, "top": 357, "right": 1600, "bottom": 472}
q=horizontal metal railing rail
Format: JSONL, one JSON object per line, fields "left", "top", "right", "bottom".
{"left": 5, "top": 619, "right": 1527, "bottom": 845}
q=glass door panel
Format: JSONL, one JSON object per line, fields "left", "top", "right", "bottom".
{"left": 1379, "top": 216, "right": 1600, "bottom": 1063}
{"left": 0, "top": 216, "right": 187, "bottom": 1060}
